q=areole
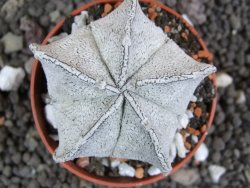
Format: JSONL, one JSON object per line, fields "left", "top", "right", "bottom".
{"left": 30, "top": 0, "right": 217, "bottom": 187}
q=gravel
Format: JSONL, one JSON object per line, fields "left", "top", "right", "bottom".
{"left": 208, "top": 165, "right": 226, "bottom": 183}
{"left": 216, "top": 72, "right": 233, "bottom": 88}
{"left": 171, "top": 168, "right": 200, "bottom": 186}
{"left": 194, "top": 143, "right": 209, "bottom": 162}
{"left": 0, "top": 65, "right": 25, "bottom": 91}
{"left": 212, "top": 137, "right": 226, "bottom": 152}
{"left": 0, "top": 0, "right": 249, "bottom": 187}
{"left": 1, "top": 32, "right": 23, "bottom": 54}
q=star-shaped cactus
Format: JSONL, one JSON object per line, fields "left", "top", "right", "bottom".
{"left": 30, "top": 0, "right": 216, "bottom": 174}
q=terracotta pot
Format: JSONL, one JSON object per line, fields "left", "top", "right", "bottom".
{"left": 30, "top": 0, "right": 217, "bottom": 187}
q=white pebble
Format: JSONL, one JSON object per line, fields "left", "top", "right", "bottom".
{"left": 175, "top": 132, "right": 188, "bottom": 158}
{"left": 1, "top": 32, "right": 23, "bottom": 54}
{"left": 49, "top": 134, "right": 59, "bottom": 141}
{"left": 208, "top": 165, "right": 226, "bottom": 183}
{"left": 217, "top": 72, "right": 233, "bottom": 88}
{"left": 192, "top": 135, "right": 199, "bottom": 143}
{"left": 236, "top": 90, "right": 246, "bottom": 104}
{"left": 148, "top": 166, "right": 161, "bottom": 176}
{"left": 111, "top": 160, "right": 120, "bottom": 168}
{"left": 194, "top": 143, "right": 209, "bottom": 162}
{"left": 197, "top": 97, "right": 203, "bottom": 102}
{"left": 45, "top": 104, "right": 57, "bottom": 129}
{"left": 182, "top": 14, "right": 193, "bottom": 26}
{"left": 186, "top": 110, "right": 194, "bottom": 119}
{"left": 101, "top": 158, "right": 109, "bottom": 167}
{"left": 41, "top": 93, "right": 51, "bottom": 104}
{"left": 172, "top": 168, "right": 200, "bottom": 186}
{"left": 190, "top": 95, "right": 197, "bottom": 102}
{"left": 118, "top": 163, "right": 135, "bottom": 177}
{"left": 72, "top": 11, "right": 89, "bottom": 33}
{"left": 0, "top": 66, "right": 25, "bottom": 91}
{"left": 179, "top": 114, "right": 190, "bottom": 129}
{"left": 169, "top": 142, "right": 177, "bottom": 163}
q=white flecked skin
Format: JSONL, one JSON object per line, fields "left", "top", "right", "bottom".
{"left": 29, "top": 0, "right": 216, "bottom": 174}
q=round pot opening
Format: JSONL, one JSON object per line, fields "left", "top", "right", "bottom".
{"left": 30, "top": 0, "right": 217, "bottom": 187}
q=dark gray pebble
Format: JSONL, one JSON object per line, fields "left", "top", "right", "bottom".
{"left": 211, "top": 152, "right": 221, "bottom": 163}
{"left": 213, "top": 137, "right": 226, "bottom": 151}
{"left": 3, "top": 166, "right": 12, "bottom": 177}
{"left": 28, "top": 6, "right": 43, "bottom": 17}
{"left": 11, "top": 153, "right": 22, "bottom": 164}
{"left": 18, "top": 166, "right": 34, "bottom": 178}
{"left": 27, "top": 180, "right": 40, "bottom": 188}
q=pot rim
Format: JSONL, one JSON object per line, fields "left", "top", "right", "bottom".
{"left": 30, "top": 0, "right": 217, "bottom": 187}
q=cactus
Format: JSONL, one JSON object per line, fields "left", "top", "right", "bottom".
{"left": 30, "top": 0, "right": 216, "bottom": 174}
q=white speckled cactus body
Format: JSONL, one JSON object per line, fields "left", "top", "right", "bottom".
{"left": 30, "top": 0, "right": 216, "bottom": 174}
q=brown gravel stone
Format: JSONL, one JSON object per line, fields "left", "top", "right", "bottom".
{"left": 208, "top": 74, "right": 214, "bottom": 80}
{"left": 185, "top": 141, "right": 192, "bottom": 150}
{"left": 104, "top": 3, "right": 112, "bottom": 14}
{"left": 148, "top": 7, "right": 155, "bottom": 14}
{"left": 187, "top": 127, "right": 201, "bottom": 136}
{"left": 181, "top": 32, "right": 188, "bottom": 41}
{"left": 164, "top": 25, "right": 171, "bottom": 33}
{"left": 194, "top": 107, "right": 202, "bottom": 118}
{"left": 110, "top": 157, "right": 128, "bottom": 162}
{"left": 76, "top": 157, "right": 90, "bottom": 168}
{"left": 198, "top": 50, "right": 213, "bottom": 61}
{"left": 191, "top": 54, "right": 201, "bottom": 61}
{"left": 201, "top": 124, "right": 207, "bottom": 133}
{"left": 0, "top": 116, "right": 5, "bottom": 126}
{"left": 148, "top": 7, "right": 157, "bottom": 21}
{"left": 135, "top": 167, "right": 144, "bottom": 179}
{"left": 149, "top": 12, "right": 157, "bottom": 21}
